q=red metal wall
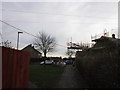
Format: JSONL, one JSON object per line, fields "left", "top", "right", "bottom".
{"left": 2, "top": 47, "right": 30, "bottom": 88}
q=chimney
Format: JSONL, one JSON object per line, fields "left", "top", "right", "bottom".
{"left": 29, "top": 44, "right": 32, "bottom": 46}
{"left": 112, "top": 34, "right": 116, "bottom": 39}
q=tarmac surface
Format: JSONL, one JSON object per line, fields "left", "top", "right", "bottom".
{"left": 54, "top": 65, "right": 89, "bottom": 88}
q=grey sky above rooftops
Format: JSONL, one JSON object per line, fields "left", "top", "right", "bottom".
{"left": 1, "top": 1, "right": 118, "bottom": 57}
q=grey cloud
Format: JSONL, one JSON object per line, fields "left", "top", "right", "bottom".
{"left": 1, "top": 2, "right": 118, "bottom": 57}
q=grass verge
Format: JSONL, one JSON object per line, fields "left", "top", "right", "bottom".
{"left": 29, "top": 65, "right": 65, "bottom": 88}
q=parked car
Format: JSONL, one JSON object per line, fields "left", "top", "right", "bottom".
{"left": 40, "top": 61, "right": 44, "bottom": 65}
{"left": 53, "top": 61, "right": 66, "bottom": 67}
{"left": 65, "top": 60, "right": 73, "bottom": 65}
{"left": 45, "top": 60, "right": 53, "bottom": 65}
{"left": 40, "top": 60, "right": 53, "bottom": 65}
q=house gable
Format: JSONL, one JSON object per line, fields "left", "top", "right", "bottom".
{"left": 22, "top": 44, "right": 42, "bottom": 58}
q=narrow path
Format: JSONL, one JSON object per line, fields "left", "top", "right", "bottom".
{"left": 54, "top": 65, "right": 89, "bottom": 88}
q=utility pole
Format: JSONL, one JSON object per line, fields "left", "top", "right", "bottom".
{"left": 17, "top": 32, "right": 23, "bottom": 50}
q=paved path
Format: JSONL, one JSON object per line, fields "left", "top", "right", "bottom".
{"left": 54, "top": 65, "right": 89, "bottom": 88}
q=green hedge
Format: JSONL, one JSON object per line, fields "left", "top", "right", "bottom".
{"left": 30, "top": 58, "right": 45, "bottom": 63}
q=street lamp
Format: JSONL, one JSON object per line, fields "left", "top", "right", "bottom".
{"left": 17, "top": 32, "right": 23, "bottom": 50}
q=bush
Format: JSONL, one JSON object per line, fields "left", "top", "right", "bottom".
{"left": 75, "top": 48, "right": 119, "bottom": 88}
{"left": 30, "top": 58, "right": 45, "bottom": 63}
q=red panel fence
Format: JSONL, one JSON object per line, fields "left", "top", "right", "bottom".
{"left": 2, "top": 47, "right": 30, "bottom": 88}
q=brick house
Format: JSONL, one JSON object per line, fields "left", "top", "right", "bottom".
{"left": 22, "top": 44, "right": 42, "bottom": 58}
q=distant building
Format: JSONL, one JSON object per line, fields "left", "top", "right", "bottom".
{"left": 22, "top": 44, "right": 42, "bottom": 58}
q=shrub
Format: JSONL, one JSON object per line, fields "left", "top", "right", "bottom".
{"left": 75, "top": 47, "right": 119, "bottom": 88}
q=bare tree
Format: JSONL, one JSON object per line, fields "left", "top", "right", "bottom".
{"left": 34, "top": 32, "right": 56, "bottom": 58}
{"left": 0, "top": 40, "right": 13, "bottom": 48}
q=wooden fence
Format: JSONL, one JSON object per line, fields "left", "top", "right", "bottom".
{"left": 2, "top": 47, "right": 30, "bottom": 88}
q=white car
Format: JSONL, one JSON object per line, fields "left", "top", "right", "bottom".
{"left": 40, "top": 60, "right": 53, "bottom": 65}
{"left": 45, "top": 60, "right": 53, "bottom": 65}
{"left": 40, "top": 61, "right": 44, "bottom": 65}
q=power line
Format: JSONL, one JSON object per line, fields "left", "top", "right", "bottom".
{"left": 0, "top": 20, "right": 66, "bottom": 48}
{"left": 0, "top": 20, "right": 37, "bottom": 38}
{"left": 2, "top": 9, "right": 117, "bottom": 20}
{"left": 2, "top": 20, "right": 118, "bottom": 24}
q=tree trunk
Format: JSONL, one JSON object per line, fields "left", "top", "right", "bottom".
{"left": 44, "top": 50, "right": 47, "bottom": 58}
{"left": 43, "top": 50, "right": 47, "bottom": 65}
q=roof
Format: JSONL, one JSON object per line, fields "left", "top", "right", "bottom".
{"left": 92, "top": 36, "right": 120, "bottom": 43}
{"left": 92, "top": 36, "right": 109, "bottom": 42}
{"left": 22, "top": 44, "right": 41, "bottom": 54}
{"left": 92, "top": 36, "right": 120, "bottom": 48}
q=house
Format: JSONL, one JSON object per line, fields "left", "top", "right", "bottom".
{"left": 76, "top": 34, "right": 120, "bottom": 57}
{"left": 22, "top": 44, "right": 42, "bottom": 58}
{"left": 92, "top": 34, "right": 120, "bottom": 49}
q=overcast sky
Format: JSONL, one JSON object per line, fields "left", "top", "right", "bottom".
{"left": 0, "top": 1, "right": 118, "bottom": 57}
